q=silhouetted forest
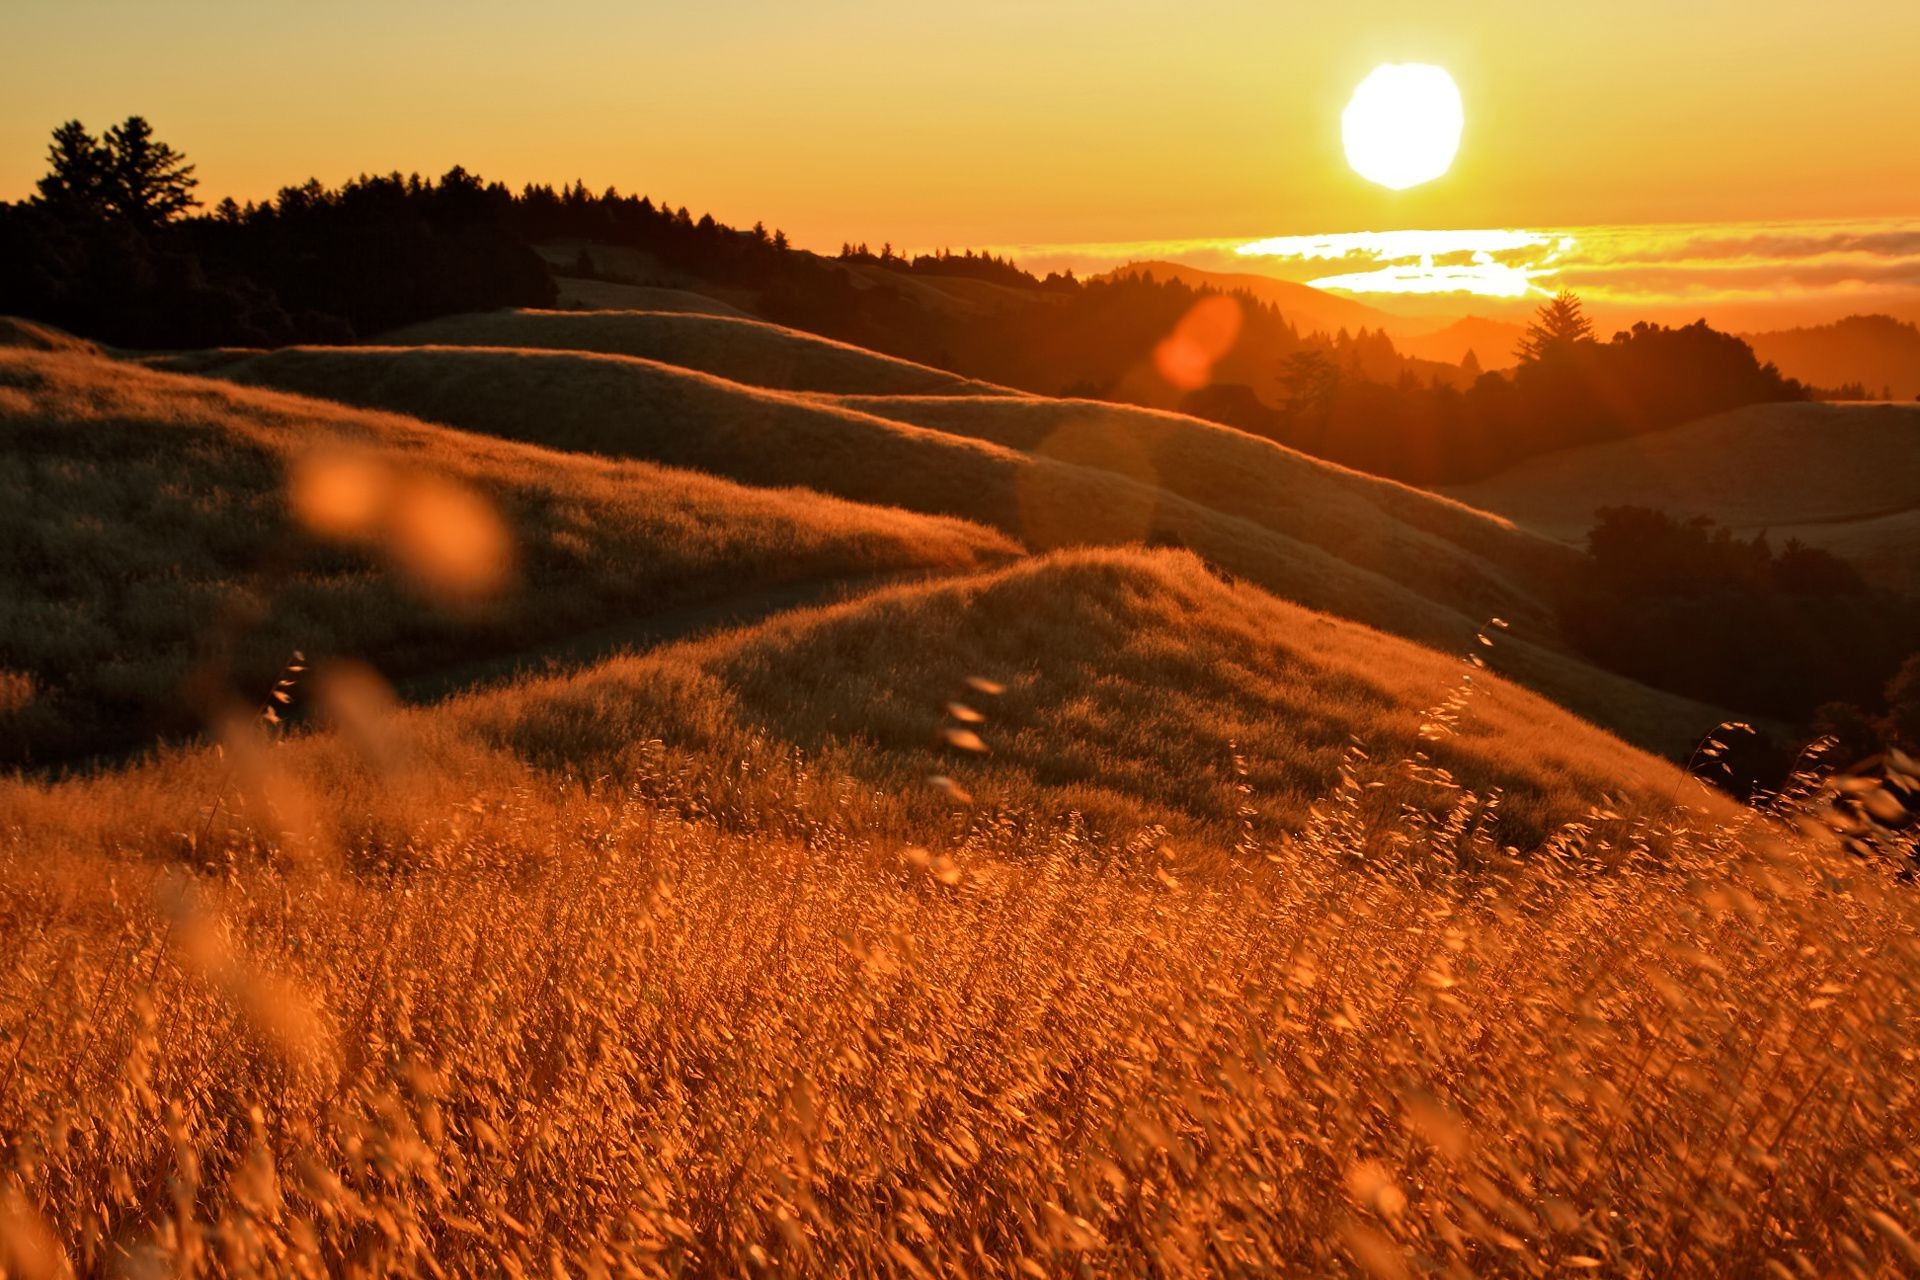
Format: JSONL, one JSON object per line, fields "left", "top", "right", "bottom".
{"left": 1189, "top": 292, "right": 1810, "bottom": 482}
{"left": 1, "top": 119, "right": 1810, "bottom": 483}
{"left": 0, "top": 119, "right": 554, "bottom": 345}
{"left": 1560, "top": 507, "right": 1919, "bottom": 749}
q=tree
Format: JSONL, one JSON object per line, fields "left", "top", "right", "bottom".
{"left": 1279, "top": 349, "right": 1338, "bottom": 424}
{"left": 33, "top": 120, "right": 112, "bottom": 218}
{"left": 101, "top": 116, "right": 198, "bottom": 226}
{"left": 1459, "top": 347, "right": 1482, "bottom": 377}
{"left": 1515, "top": 289, "right": 1594, "bottom": 365}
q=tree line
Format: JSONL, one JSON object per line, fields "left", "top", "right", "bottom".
{"left": 1559, "top": 505, "right": 1920, "bottom": 791}
{"left": 1186, "top": 291, "right": 1809, "bottom": 483}
{"left": 1, "top": 119, "right": 1810, "bottom": 487}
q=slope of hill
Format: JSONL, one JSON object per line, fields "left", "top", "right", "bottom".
{"left": 838, "top": 260, "right": 1037, "bottom": 317}
{"left": 1098, "top": 260, "right": 1391, "bottom": 335}
{"left": 379, "top": 308, "right": 1005, "bottom": 395}
{"left": 5, "top": 546, "right": 1705, "bottom": 866}
{"left": 0, "top": 315, "right": 101, "bottom": 355}
{"left": 0, "top": 348, "right": 1013, "bottom": 764}
{"left": 1742, "top": 313, "right": 1920, "bottom": 399}
{"left": 1443, "top": 400, "right": 1920, "bottom": 587}
{"left": 550, "top": 276, "right": 752, "bottom": 317}
{"left": 153, "top": 343, "right": 1731, "bottom": 754}
{"left": 5, "top": 543, "right": 1906, "bottom": 1279}
{"left": 1390, "top": 314, "right": 1527, "bottom": 370}
{"left": 817, "top": 391, "right": 1570, "bottom": 602}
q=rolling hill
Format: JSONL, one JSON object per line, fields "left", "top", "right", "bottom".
{"left": 1442, "top": 400, "right": 1920, "bottom": 588}
{"left": 379, "top": 308, "right": 1005, "bottom": 395}
{"left": 0, "top": 347, "right": 1012, "bottom": 764}
{"left": 550, "top": 276, "right": 753, "bottom": 317}
{"left": 1742, "top": 313, "right": 1920, "bottom": 399}
{"left": 1389, "top": 314, "right": 1527, "bottom": 370}
{"left": 5, "top": 545, "right": 1707, "bottom": 865}
{"left": 152, "top": 339, "right": 1730, "bottom": 754}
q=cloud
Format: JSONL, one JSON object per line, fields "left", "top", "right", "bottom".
{"left": 961, "top": 219, "right": 1920, "bottom": 311}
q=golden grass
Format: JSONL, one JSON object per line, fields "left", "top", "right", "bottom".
{"left": 1, "top": 546, "right": 1914, "bottom": 1275}
{"left": 549, "top": 277, "right": 752, "bottom": 317}
{"left": 1443, "top": 401, "right": 1920, "bottom": 589}
{"left": 150, "top": 342, "right": 1730, "bottom": 756}
{"left": 0, "top": 547, "right": 1706, "bottom": 867}
{"left": 0, "top": 316, "right": 100, "bottom": 356}
{"left": 819, "top": 392, "right": 1573, "bottom": 613}
{"left": 377, "top": 309, "right": 1007, "bottom": 396}
{"left": 0, "top": 350, "right": 1013, "bottom": 764}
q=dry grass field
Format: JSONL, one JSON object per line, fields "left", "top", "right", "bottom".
{"left": 9, "top": 323, "right": 1916, "bottom": 1279}
{"left": 152, "top": 341, "right": 1727, "bottom": 755}
{"left": 377, "top": 310, "right": 1003, "bottom": 396}
{"left": 550, "top": 278, "right": 753, "bottom": 317}
{"left": 2, "top": 542, "right": 1915, "bottom": 1276}
{"left": 0, "top": 349, "right": 1012, "bottom": 764}
{"left": 1444, "top": 401, "right": 1920, "bottom": 589}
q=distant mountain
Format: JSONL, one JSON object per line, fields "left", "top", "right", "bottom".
{"left": 1741, "top": 314, "right": 1920, "bottom": 399}
{"left": 1391, "top": 315, "right": 1528, "bottom": 371}
{"left": 1096, "top": 260, "right": 1393, "bottom": 337}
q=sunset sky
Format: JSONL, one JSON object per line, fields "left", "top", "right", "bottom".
{"left": 5, "top": 0, "right": 1916, "bottom": 323}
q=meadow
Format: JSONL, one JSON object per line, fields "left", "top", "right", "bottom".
{"left": 3, "top": 562, "right": 1917, "bottom": 1275}
{"left": 2, "top": 318, "right": 1916, "bottom": 1279}
{"left": 152, "top": 330, "right": 1727, "bottom": 755}
{"left": 0, "top": 350, "right": 1010, "bottom": 764}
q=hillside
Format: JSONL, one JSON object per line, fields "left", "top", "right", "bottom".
{"left": 1390, "top": 314, "right": 1527, "bottom": 370}
{"left": 551, "top": 276, "right": 752, "bottom": 316}
{"left": 379, "top": 308, "right": 1005, "bottom": 395}
{"left": 1743, "top": 313, "right": 1920, "bottom": 399}
{"left": 1099, "top": 259, "right": 1391, "bottom": 335}
{"left": 1443, "top": 400, "right": 1920, "bottom": 588}
{"left": 4, "top": 546, "right": 1707, "bottom": 865}
{"left": 153, "top": 341, "right": 1731, "bottom": 754}
{"left": 0, "top": 315, "right": 102, "bottom": 354}
{"left": 0, "top": 348, "right": 1012, "bottom": 764}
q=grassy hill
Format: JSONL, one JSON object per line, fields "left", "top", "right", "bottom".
{"left": 4, "top": 359, "right": 1912, "bottom": 1279}
{"left": 17, "top": 547, "right": 1907, "bottom": 1279}
{"left": 1444, "top": 400, "right": 1920, "bottom": 588}
{"left": 1390, "top": 314, "right": 1527, "bottom": 370}
{"left": 550, "top": 276, "right": 752, "bottom": 316}
{"left": 4, "top": 545, "right": 1707, "bottom": 866}
{"left": 151, "top": 341, "right": 1731, "bottom": 754}
{"left": 0, "top": 348, "right": 1013, "bottom": 764}
{"left": 1743, "top": 313, "right": 1920, "bottom": 399}
{"left": 380, "top": 308, "right": 1004, "bottom": 395}
{"left": 0, "top": 315, "right": 101, "bottom": 354}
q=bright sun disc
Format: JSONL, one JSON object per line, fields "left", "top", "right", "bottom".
{"left": 1342, "top": 63, "right": 1463, "bottom": 190}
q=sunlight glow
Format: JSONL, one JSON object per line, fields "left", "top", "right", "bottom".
{"left": 1234, "top": 227, "right": 1569, "bottom": 298}
{"left": 1307, "top": 258, "right": 1545, "bottom": 297}
{"left": 1341, "top": 64, "right": 1463, "bottom": 190}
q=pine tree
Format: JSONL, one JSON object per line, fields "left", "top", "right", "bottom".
{"left": 1515, "top": 290, "right": 1594, "bottom": 365}
{"left": 102, "top": 116, "right": 198, "bottom": 225}
{"left": 1460, "top": 348, "right": 1482, "bottom": 377}
{"left": 33, "top": 120, "right": 112, "bottom": 218}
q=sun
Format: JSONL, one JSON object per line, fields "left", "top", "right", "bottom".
{"left": 1342, "top": 63, "right": 1463, "bottom": 190}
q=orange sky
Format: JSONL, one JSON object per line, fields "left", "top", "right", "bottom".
{"left": 3, "top": 1, "right": 1914, "bottom": 254}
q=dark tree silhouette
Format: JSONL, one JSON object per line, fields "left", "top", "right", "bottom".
{"left": 1515, "top": 289, "right": 1595, "bottom": 364}
{"left": 102, "top": 116, "right": 198, "bottom": 226}
{"left": 1559, "top": 506, "right": 1919, "bottom": 723}
{"left": 33, "top": 121, "right": 112, "bottom": 219}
